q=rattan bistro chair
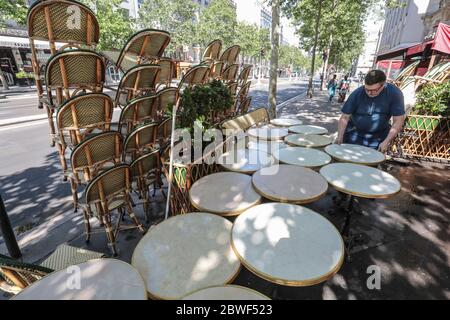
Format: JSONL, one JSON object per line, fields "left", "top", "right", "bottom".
{"left": 118, "top": 95, "right": 159, "bottom": 136}
{"left": 83, "top": 164, "right": 145, "bottom": 256}
{"left": 0, "top": 243, "right": 104, "bottom": 295}
{"left": 27, "top": 0, "right": 100, "bottom": 110}
{"left": 44, "top": 49, "right": 106, "bottom": 145}
{"left": 123, "top": 122, "right": 159, "bottom": 162}
{"left": 68, "top": 131, "right": 123, "bottom": 211}
{"left": 221, "top": 64, "right": 240, "bottom": 83}
{"left": 130, "top": 150, "right": 163, "bottom": 222}
{"left": 219, "top": 45, "right": 241, "bottom": 67}
{"left": 236, "top": 96, "right": 252, "bottom": 115}
{"left": 56, "top": 93, "right": 113, "bottom": 174}
{"left": 114, "top": 64, "right": 161, "bottom": 109}
{"left": 234, "top": 81, "right": 251, "bottom": 112}
{"left": 209, "top": 60, "right": 225, "bottom": 81}
{"left": 116, "top": 29, "right": 171, "bottom": 72}
{"left": 202, "top": 39, "right": 222, "bottom": 61}
{"left": 237, "top": 65, "right": 252, "bottom": 86}
{"left": 177, "top": 65, "right": 210, "bottom": 90}
{"left": 156, "top": 87, "right": 179, "bottom": 116}
{"left": 156, "top": 57, "right": 176, "bottom": 90}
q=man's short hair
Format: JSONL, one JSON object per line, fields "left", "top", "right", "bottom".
{"left": 365, "top": 70, "right": 387, "bottom": 85}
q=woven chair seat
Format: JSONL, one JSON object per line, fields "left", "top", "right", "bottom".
{"left": 39, "top": 244, "right": 105, "bottom": 271}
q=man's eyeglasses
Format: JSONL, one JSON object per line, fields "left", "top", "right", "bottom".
{"left": 365, "top": 83, "right": 385, "bottom": 95}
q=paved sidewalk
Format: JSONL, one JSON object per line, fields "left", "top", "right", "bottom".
{"left": 2, "top": 89, "right": 449, "bottom": 300}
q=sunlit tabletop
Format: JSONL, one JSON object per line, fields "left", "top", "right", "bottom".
{"left": 132, "top": 213, "right": 241, "bottom": 300}
{"left": 270, "top": 118, "right": 303, "bottom": 127}
{"left": 12, "top": 259, "right": 147, "bottom": 300}
{"left": 232, "top": 203, "right": 345, "bottom": 286}
{"left": 289, "top": 125, "right": 329, "bottom": 135}
{"left": 189, "top": 172, "right": 262, "bottom": 216}
{"left": 252, "top": 164, "right": 328, "bottom": 204}
{"left": 324, "top": 144, "right": 386, "bottom": 166}
{"left": 320, "top": 163, "right": 401, "bottom": 199}
{"left": 181, "top": 285, "right": 270, "bottom": 300}
{"left": 247, "top": 127, "right": 289, "bottom": 141}
{"left": 285, "top": 133, "right": 333, "bottom": 148}
{"left": 273, "top": 147, "right": 332, "bottom": 169}
{"left": 218, "top": 149, "right": 274, "bottom": 174}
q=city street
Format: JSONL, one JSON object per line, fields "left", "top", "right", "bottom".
{"left": 0, "top": 79, "right": 309, "bottom": 233}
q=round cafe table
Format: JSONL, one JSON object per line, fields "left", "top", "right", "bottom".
{"left": 273, "top": 147, "right": 332, "bottom": 169}
{"left": 320, "top": 163, "right": 401, "bottom": 261}
{"left": 232, "top": 203, "right": 345, "bottom": 286}
{"left": 12, "top": 259, "right": 147, "bottom": 300}
{"left": 189, "top": 172, "right": 262, "bottom": 216}
{"left": 289, "top": 125, "right": 329, "bottom": 135}
{"left": 247, "top": 139, "right": 289, "bottom": 154}
{"left": 218, "top": 149, "right": 274, "bottom": 174}
{"left": 181, "top": 285, "right": 270, "bottom": 300}
{"left": 252, "top": 164, "right": 328, "bottom": 204}
{"left": 247, "top": 127, "right": 289, "bottom": 141}
{"left": 324, "top": 144, "right": 386, "bottom": 166}
{"left": 285, "top": 133, "right": 333, "bottom": 148}
{"left": 270, "top": 118, "right": 303, "bottom": 127}
{"left": 131, "top": 213, "right": 241, "bottom": 300}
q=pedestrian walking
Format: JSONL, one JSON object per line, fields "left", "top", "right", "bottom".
{"left": 327, "top": 74, "right": 338, "bottom": 102}
{"left": 338, "top": 75, "right": 351, "bottom": 103}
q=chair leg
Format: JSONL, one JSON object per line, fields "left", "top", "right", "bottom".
{"left": 45, "top": 106, "right": 56, "bottom": 147}
{"left": 82, "top": 209, "right": 91, "bottom": 243}
{"left": 142, "top": 189, "right": 150, "bottom": 223}
{"left": 56, "top": 143, "right": 67, "bottom": 177}
{"left": 103, "top": 214, "right": 118, "bottom": 256}
{"left": 126, "top": 203, "right": 145, "bottom": 233}
{"left": 69, "top": 179, "right": 78, "bottom": 212}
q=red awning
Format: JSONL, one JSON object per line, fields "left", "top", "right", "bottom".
{"left": 377, "top": 60, "right": 403, "bottom": 70}
{"left": 406, "top": 40, "right": 434, "bottom": 57}
{"left": 432, "top": 23, "right": 450, "bottom": 55}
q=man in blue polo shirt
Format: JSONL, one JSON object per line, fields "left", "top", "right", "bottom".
{"left": 336, "top": 70, "right": 406, "bottom": 152}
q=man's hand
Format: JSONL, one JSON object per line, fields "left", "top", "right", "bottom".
{"left": 378, "top": 140, "right": 389, "bottom": 153}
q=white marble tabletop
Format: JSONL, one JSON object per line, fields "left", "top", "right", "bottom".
{"left": 132, "top": 213, "right": 241, "bottom": 300}
{"left": 273, "top": 147, "right": 332, "bottom": 169}
{"left": 12, "top": 259, "right": 147, "bottom": 300}
{"left": 247, "top": 139, "right": 289, "bottom": 154}
{"left": 324, "top": 144, "right": 386, "bottom": 165}
{"left": 189, "top": 172, "right": 262, "bottom": 216}
{"left": 232, "top": 203, "right": 344, "bottom": 286}
{"left": 218, "top": 149, "right": 274, "bottom": 174}
{"left": 247, "top": 127, "right": 289, "bottom": 141}
{"left": 285, "top": 134, "right": 333, "bottom": 148}
{"left": 270, "top": 118, "right": 303, "bottom": 127}
{"left": 181, "top": 285, "right": 270, "bottom": 300}
{"left": 320, "top": 163, "right": 401, "bottom": 198}
{"left": 289, "top": 125, "right": 329, "bottom": 135}
{"left": 252, "top": 164, "right": 328, "bottom": 204}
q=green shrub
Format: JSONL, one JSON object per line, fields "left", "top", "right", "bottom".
{"left": 414, "top": 82, "right": 450, "bottom": 116}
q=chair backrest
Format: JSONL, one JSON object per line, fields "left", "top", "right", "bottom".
{"left": 84, "top": 164, "right": 131, "bottom": 213}
{"left": 27, "top": 0, "right": 100, "bottom": 100}
{"left": 119, "top": 95, "right": 159, "bottom": 135}
{"left": 0, "top": 253, "right": 53, "bottom": 291}
{"left": 56, "top": 93, "right": 113, "bottom": 147}
{"left": 45, "top": 49, "right": 105, "bottom": 106}
{"left": 427, "top": 61, "right": 450, "bottom": 81}
{"left": 115, "top": 64, "right": 161, "bottom": 108}
{"left": 219, "top": 45, "right": 241, "bottom": 66}
{"left": 70, "top": 131, "right": 123, "bottom": 184}
{"left": 123, "top": 122, "right": 159, "bottom": 162}
{"left": 222, "top": 107, "right": 269, "bottom": 133}
{"left": 221, "top": 64, "right": 240, "bottom": 82}
{"left": 156, "top": 87, "right": 179, "bottom": 116}
{"left": 157, "top": 117, "right": 173, "bottom": 150}
{"left": 237, "top": 96, "right": 252, "bottom": 115}
{"left": 394, "top": 61, "right": 419, "bottom": 84}
{"left": 238, "top": 65, "right": 252, "bottom": 85}
{"left": 130, "top": 149, "right": 161, "bottom": 182}
{"left": 237, "top": 81, "right": 251, "bottom": 102}
{"left": 156, "top": 57, "right": 176, "bottom": 88}
{"left": 178, "top": 65, "right": 210, "bottom": 90}
{"left": 116, "top": 29, "right": 171, "bottom": 71}
{"left": 202, "top": 39, "right": 222, "bottom": 61}
{"left": 209, "top": 61, "right": 225, "bottom": 80}
{"left": 227, "top": 82, "right": 238, "bottom": 97}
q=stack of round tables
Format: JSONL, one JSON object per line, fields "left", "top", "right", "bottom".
{"left": 285, "top": 133, "right": 333, "bottom": 148}
{"left": 273, "top": 147, "right": 332, "bottom": 169}
{"left": 289, "top": 125, "right": 329, "bottom": 135}
{"left": 247, "top": 127, "right": 289, "bottom": 141}
{"left": 324, "top": 144, "right": 386, "bottom": 166}
{"left": 181, "top": 285, "right": 270, "bottom": 300}
{"left": 270, "top": 118, "right": 303, "bottom": 127}
{"left": 218, "top": 149, "right": 274, "bottom": 174}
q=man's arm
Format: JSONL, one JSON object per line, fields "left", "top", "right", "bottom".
{"left": 336, "top": 113, "right": 351, "bottom": 144}
{"left": 378, "top": 115, "right": 406, "bottom": 152}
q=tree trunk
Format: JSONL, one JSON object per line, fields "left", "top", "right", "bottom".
{"left": 0, "top": 72, "right": 9, "bottom": 91}
{"left": 268, "top": 0, "right": 280, "bottom": 119}
{"left": 308, "top": 0, "right": 323, "bottom": 98}
{"left": 320, "top": 34, "right": 332, "bottom": 91}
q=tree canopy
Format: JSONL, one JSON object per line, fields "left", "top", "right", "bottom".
{"left": 0, "top": 0, "right": 27, "bottom": 27}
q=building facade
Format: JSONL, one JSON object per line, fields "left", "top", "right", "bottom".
{"left": 422, "top": 0, "right": 450, "bottom": 40}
